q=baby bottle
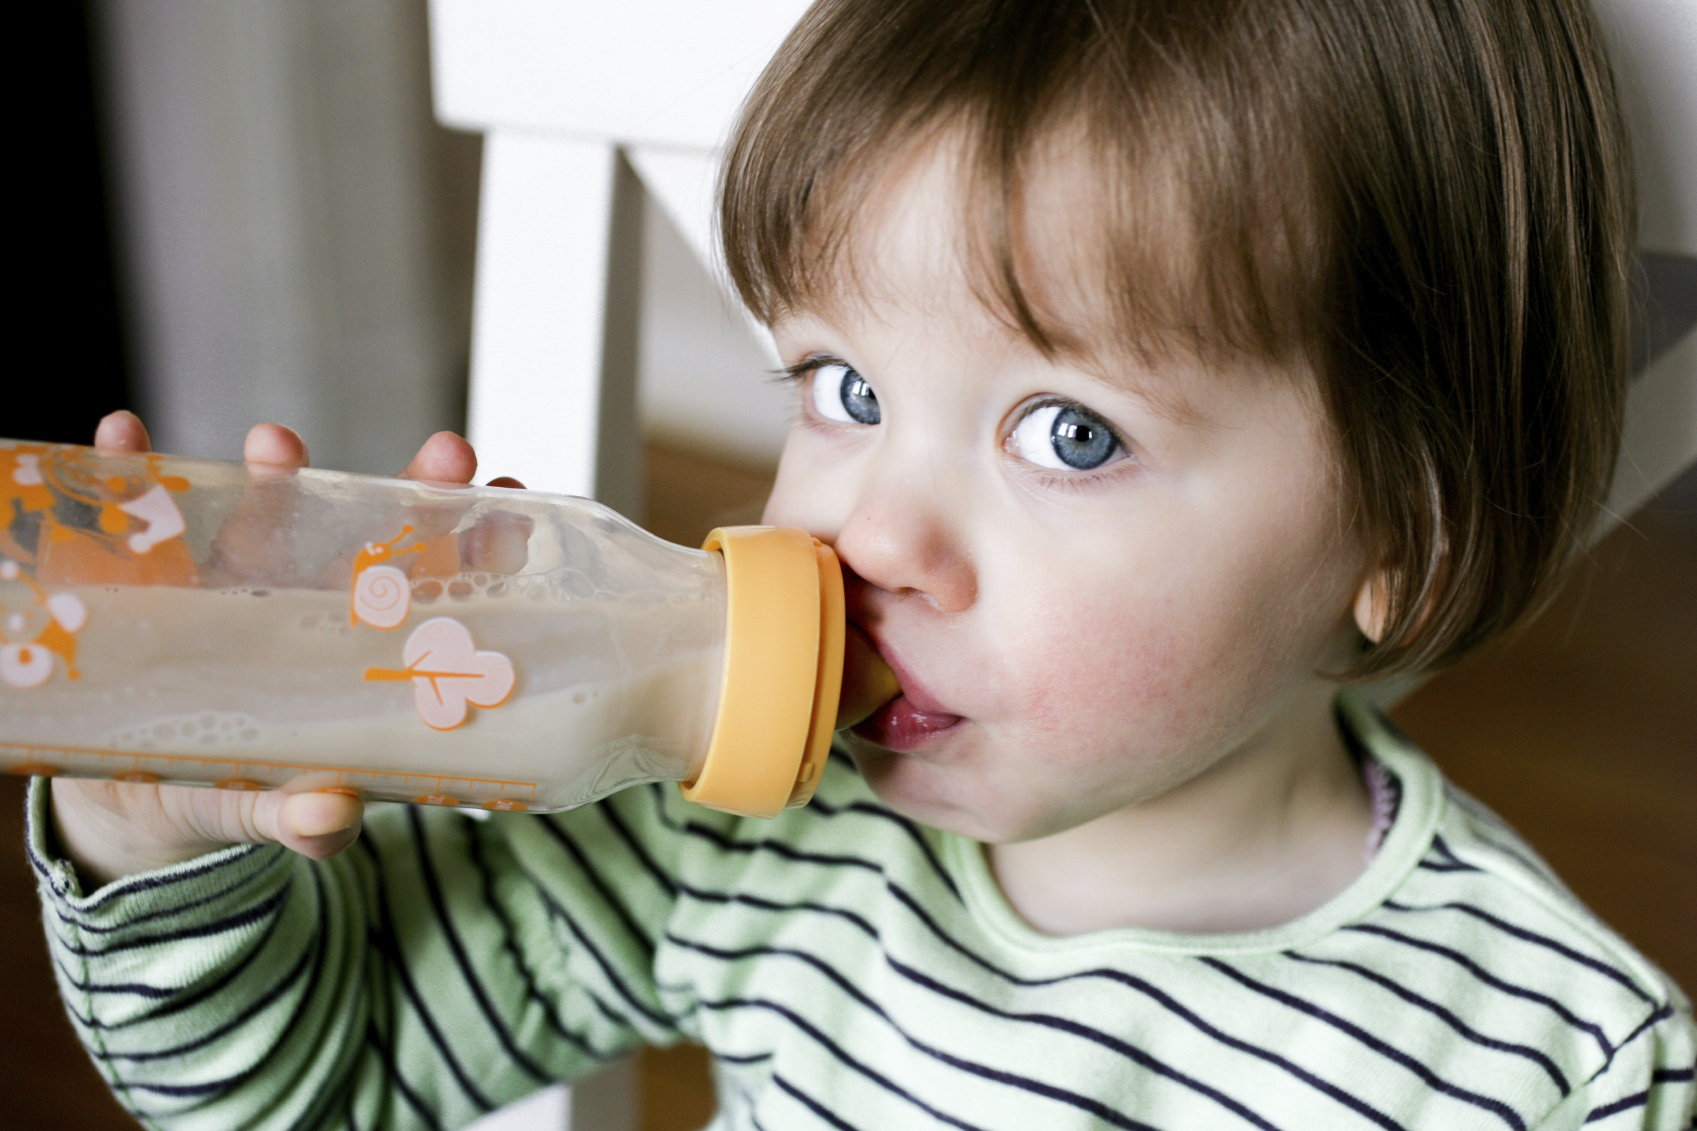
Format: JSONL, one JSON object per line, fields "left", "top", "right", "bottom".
{"left": 0, "top": 438, "right": 894, "bottom": 817}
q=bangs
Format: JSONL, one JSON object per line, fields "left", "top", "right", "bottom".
{"left": 720, "top": 0, "right": 1330, "bottom": 369}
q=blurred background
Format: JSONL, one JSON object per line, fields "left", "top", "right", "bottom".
{"left": 2, "top": 2, "right": 1692, "bottom": 1130}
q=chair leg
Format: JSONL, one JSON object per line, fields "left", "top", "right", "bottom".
{"left": 467, "top": 132, "right": 644, "bottom": 517}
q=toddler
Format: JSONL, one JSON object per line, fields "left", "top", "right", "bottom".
{"left": 33, "top": 0, "right": 1695, "bottom": 1127}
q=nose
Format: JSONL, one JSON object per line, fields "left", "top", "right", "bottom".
{"left": 831, "top": 460, "right": 978, "bottom": 617}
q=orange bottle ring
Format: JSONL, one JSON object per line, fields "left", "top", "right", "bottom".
{"left": 679, "top": 527, "right": 843, "bottom": 818}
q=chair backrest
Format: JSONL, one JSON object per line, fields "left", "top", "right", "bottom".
{"left": 1592, "top": 0, "right": 1697, "bottom": 519}
{"left": 431, "top": 6, "right": 808, "bottom": 1126}
{"left": 430, "top": 0, "right": 810, "bottom": 517}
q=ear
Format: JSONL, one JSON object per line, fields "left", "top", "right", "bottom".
{"left": 1353, "top": 570, "right": 1392, "bottom": 643}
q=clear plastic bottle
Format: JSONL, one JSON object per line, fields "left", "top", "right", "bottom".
{"left": 0, "top": 438, "right": 871, "bottom": 817}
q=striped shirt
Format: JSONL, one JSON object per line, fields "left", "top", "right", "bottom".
{"left": 29, "top": 694, "right": 1695, "bottom": 1130}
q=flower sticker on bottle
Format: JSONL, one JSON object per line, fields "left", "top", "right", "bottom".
{"left": 117, "top": 482, "right": 188, "bottom": 555}
{"left": 0, "top": 558, "right": 86, "bottom": 689}
{"left": 363, "top": 617, "right": 515, "bottom": 730}
{"left": 350, "top": 525, "right": 423, "bottom": 629}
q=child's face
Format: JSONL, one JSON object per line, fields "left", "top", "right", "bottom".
{"left": 762, "top": 145, "right": 1369, "bottom": 844}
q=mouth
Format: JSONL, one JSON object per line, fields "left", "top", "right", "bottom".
{"left": 847, "top": 639, "right": 964, "bottom": 752}
{"left": 853, "top": 696, "right": 966, "bottom": 751}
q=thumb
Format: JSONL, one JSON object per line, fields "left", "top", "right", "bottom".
{"left": 266, "top": 789, "right": 365, "bottom": 860}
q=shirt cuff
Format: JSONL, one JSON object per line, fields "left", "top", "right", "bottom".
{"left": 24, "top": 775, "right": 285, "bottom": 926}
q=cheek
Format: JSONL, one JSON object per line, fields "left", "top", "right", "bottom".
{"left": 760, "top": 437, "right": 836, "bottom": 528}
{"left": 1001, "top": 584, "right": 1218, "bottom": 759}
{"left": 994, "top": 539, "right": 1348, "bottom": 764}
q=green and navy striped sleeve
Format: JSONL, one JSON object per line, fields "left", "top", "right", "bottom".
{"left": 27, "top": 783, "right": 694, "bottom": 1130}
{"left": 28, "top": 696, "right": 1697, "bottom": 1130}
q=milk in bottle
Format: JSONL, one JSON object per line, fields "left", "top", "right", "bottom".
{"left": 0, "top": 439, "right": 871, "bottom": 817}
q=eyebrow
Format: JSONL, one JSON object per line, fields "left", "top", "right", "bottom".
{"left": 1067, "top": 349, "right": 1213, "bottom": 428}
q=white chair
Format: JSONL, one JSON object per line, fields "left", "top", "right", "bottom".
{"left": 1594, "top": 0, "right": 1697, "bottom": 520}
{"left": 430, "top": 7, "right": 812, "bottom": 1127}
{"left": 430, "top": 1, "right": 1697, "bottom": 1127}
{"left": 431, "top": 0, "right": 812, "bottom": 520}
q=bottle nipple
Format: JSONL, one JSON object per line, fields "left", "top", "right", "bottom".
{"left": 836, "top": 625, "right": 900, "bottom": 729}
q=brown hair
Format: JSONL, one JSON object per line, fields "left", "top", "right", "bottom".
{"left": 719, "top": 0, "right": 1634, "bottom": 678}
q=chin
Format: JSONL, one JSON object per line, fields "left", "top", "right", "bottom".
{"left": 847, "top": 743, "right": 1041, "bottom": 843}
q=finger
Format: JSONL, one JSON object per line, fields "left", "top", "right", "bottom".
{"left": 175, "top": 785, "right": 361, "bottom": 861}
{"left": 460, "top": 511, "right": 534, "bottom": 573}
{"left": 271, "top": 790, "right": 365, "bottom": 860}
{"left": 50, "top": 778, "right": 297, "bottom": 886}
{"left": 243, "top": 423, "right": 310, "bottom": 469}
{"left": 93, "top": 410, "right": 152, "bottom": 453}
{"left": 399, "top": 431, "right": 477, "bottom": 484}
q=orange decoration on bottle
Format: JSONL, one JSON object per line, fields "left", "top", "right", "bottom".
{"left": 0, "top": 446, "right": 54, "bottom": 566}
{"left": 363, "top": 617, "right": 516, "bottom": 730}
{"left": 1, "top": 558, "right": 87, "bottom": 687}
{"left": 350, "top": 525, "right": 423, "bottom": 628}
{"left": 23, "top": 447, "right": 198, "bottom": 588}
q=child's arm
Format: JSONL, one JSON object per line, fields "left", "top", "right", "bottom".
{"left": 1531, "top": 1019, "right": 1695, "bottom": 1130}
{"left": 33, "top": 761, "right": 701, "bottom": 1131}
{"left": 30, "top": 785, "right": 680, "bottom": 1129}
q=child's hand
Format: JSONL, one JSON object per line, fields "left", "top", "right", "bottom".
{"left": 48, "top": 412, "right": 513, "bottom": 888}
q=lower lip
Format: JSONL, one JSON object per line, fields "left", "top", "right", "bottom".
{"left": 852, "top": 695, "right": 964, "bottom": 752}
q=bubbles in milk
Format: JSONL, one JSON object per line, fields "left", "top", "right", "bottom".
{"left": 5, "top": 568, "right": 724, "bottom": 809}
{"left": 412, "top": 570, "right": 593, "bottom": 606}
{"left": 289, "top": 571, "right": 561, "bottom": 636}
{"left": 105, "top": 711, "right": 263, "bottom": 749}
{"left": 293, "top": 611, "right": 352, "bottom": 637}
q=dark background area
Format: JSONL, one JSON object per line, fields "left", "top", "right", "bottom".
{"left": 4, "top": 10, "right": 136, "bottom": 1127}
{"left": 11, "top": 2, "right": 134, "bottom": 446}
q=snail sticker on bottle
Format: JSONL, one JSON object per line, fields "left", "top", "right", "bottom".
{"left": 350, "top": 526, "right": 423, "bottom": 629}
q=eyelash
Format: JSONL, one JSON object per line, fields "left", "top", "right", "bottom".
{"left": 779, "top": 356, "right": 1138, "bottom": 488}
{"left": 779, "top": 355, "right": 844, "bottom": 393}
{"left": 780, "top": 356, "right": 835, "bottom": 381}
{"left": 780, "top": 354, "right": 862, "bottom": 430}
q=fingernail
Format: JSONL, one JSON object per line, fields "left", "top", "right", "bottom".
{"left": 296, "top": 815, "right": 358, "bottom": 838}
{"left": 290, "top": 791, "right": 362, "bottom": 837}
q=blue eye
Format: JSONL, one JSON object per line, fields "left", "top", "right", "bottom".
{"left": 810, "top": 363, "right": 880, "bottom": 425}
{"left": 1009, "top": 402, "right": 1122, "bottom": 470}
